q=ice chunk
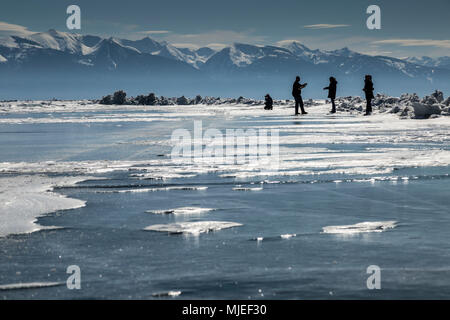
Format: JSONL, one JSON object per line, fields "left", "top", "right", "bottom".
{"left": 152, "top": 290, "right": 182, "bottom": 297}
{"left": 144, "top": 221, "right": 242, "bottom": 235}
{"left": 280, "top": 234, "right": 296, "bottom": 239}
{"left": 322, "top": 221, "right": 397, "bottom": 234}
{"left": 146, "top": 207, "right": 214, "bottom": 215}
{"left": 232, "top": 187, "right": 263, "bottom": 191}
{"left": 411, "top": 102, "right": 441, "bottom": 119}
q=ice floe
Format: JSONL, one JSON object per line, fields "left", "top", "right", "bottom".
{"left": 322, "top": 221, "right": 397, "bottom": 234}
{"left": 144, "top": 221, "right": 243, "bottom": 235}
{"left": 0, "top": 175, "right": 92, "bottom": 237}
{"left": 232, "top": 187, "right": 263, "bottom": 191}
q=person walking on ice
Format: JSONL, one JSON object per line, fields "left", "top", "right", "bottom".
{"left": 323, "top": 77, "right": 338, "bottom": 114}
{"left": 292, "top": 76, "right": 308, "bottom": 115}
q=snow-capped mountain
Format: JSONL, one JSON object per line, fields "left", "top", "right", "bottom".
{"left": 405, "top": 56, "right": 450, "bottom": 70}
{"left": 80, "top": 37, "right": 198, "bottom": 74}
{"left": 0, "top": 28, "right": 216, "bottom": 68}
{"left": 0, "top": 29, "right": 92, "bottom": 55}
{"left": 175, "top": 46, "right": 216, "bottom": 68}
{"left": 28, "top": 29, "right": 91, "bottom": 54}
{"left": 82, "top": 38, "right": 142, "bottom": 69}
{"left": 203, "top": 43, "right": 297, "bottom": 71}
{"left": 202, "top": 41, "right": 440, "bottom": 82}
{"left": 0, "top": 27, "right": 449, "bottom": 99}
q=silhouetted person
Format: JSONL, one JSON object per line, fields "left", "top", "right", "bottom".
{"left": 363, "top": 75, "right": 374, "bottom": 115}
{"left": 292, "top": 76, "right": 308, "bottom": 115}
{"left": 323, "top": 77, "right": 337, "bottom": 113}
{"left": 264, "top": 94, "right": 273, "bottom": 110}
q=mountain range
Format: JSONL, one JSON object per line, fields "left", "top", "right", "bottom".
{"left": 0, "top": 28, "right": 449, "bottom": 99}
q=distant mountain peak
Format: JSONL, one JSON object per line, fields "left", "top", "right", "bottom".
{"left": 91, "top": 37, "right": 140, "bottom": 53}
{"left": 278, "top": 40, "right": 311, "bottom": 51}
{"left": 329, "top": 47, "right": 356, "bottom": 57}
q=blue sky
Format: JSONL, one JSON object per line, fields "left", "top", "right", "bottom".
{"left": 1, "top": 0, "right": 449, "bottom": 57}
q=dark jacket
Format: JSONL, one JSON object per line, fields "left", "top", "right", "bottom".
{"left": 363, "top": 80, "right": 374, "bottom": 100}
{"left": 264, "top": 95, "right": 273, "bottom": 109}
{"left": 292, "top": 81, "right": 305, "bottom": 97}
{"left": 324, "top": 79, "right": 337, "bottom": 99}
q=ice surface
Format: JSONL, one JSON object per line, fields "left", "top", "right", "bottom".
{"left": 0, "top": 99, "right": 448, "bottom": 241}
{"left": 1, "top": 102, "right": 449, "bottom": 186}
{"left": 144, "top": 221, "right": 243, "bottom": 235}
{"left": 0, "top": 175, "right": 91, "bottom": 237}
{"left": 322, "top": 221, "right": 397, "bottom": 234}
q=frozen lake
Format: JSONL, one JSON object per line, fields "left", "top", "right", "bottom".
{"left": 0, "top": 100, "right": 449, "bottom": 299}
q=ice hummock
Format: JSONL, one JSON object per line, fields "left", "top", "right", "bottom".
{"left": 144, "top": 221, "right": 242, "bottom": 235}
{"left": 336, "top": 90, "right": 450, "bottom": 119}
{"left": 322, "top": 221, "right": 397, "bottom": 234}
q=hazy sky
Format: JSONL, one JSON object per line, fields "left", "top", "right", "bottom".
{"left": 1, "top": 0, "right": 449, "bottom": 57}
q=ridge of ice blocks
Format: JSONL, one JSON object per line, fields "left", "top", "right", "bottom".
{"left": 322, "top": 221, "right": 397, "bottom": 234}
{"left": 146, "top": 207, "right": 214, "bottom": 215}
{"left": 0, "top": 282, "right": 63, "bottom": 290}
{"left": 144, "top": 221, "right": 243, "bottom": 235}
{"left": 0, "top": 175, "right": 90, "bottom": 237}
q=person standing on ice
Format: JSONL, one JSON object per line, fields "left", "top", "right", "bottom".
{"left": 323, "top": 77, "right": 338, "bottom": 114}
{"left": 292, "top": 76, "right": 308, "bottom": 115}
{"left": 363, "top": 75, "right": 374, "bottom": 115}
